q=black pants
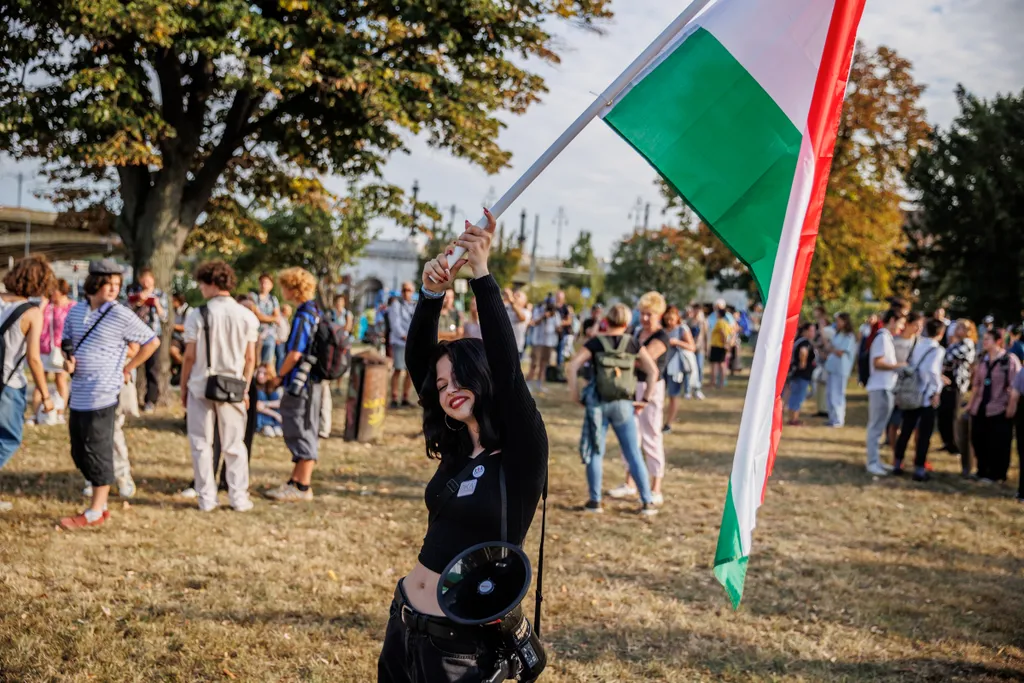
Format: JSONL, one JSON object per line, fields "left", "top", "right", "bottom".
{"left": 894, "top": 406, "right": 936, "bottom": 470}
{"left": 378, "top": 583, "right": 493, "bottom": 682}
{"left": 971, "top": 412, "right": 1013, "bottom": 481}
{"left": 69, "top": 405, "right": 117, "bottom": 487}
{"left": 936, "top": 385, "right": 959, "bottom": 453}
{"left": 144, "top": 354, "right": 159, "bottom": 405}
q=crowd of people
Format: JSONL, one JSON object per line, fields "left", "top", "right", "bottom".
{"left": 0, "top": 254, "right": 359, "bottom": 523}
{"left": 780, "top": 297, "right": 1023, "bottom": 501}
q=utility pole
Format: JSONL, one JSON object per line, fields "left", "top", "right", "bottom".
{"left": 518, "top": 209, "right": 527, "bottom": 249}
{"left": 529, "top": 213, "right": 540, "bottom": 286}
{"left": 16, "top": 172, "right": 30, "bottom": 256}
{"left": 16, "top": 172, "right": 24, "bottom": 207}
{"left": 553, "top": 206, "right": 568, "bottom": 260}
{"left": 628, "top": 196, "right": 644, "bottom": 232}
{"left": 644, "top": 202, "right": 651, "bottom": 230}
{"left": 448, "top": 204, "right": 459, "bottom": 234}
{"left": 409, "top": 179, "right": 420, "bottom": 235}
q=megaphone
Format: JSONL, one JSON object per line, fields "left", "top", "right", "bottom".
{"left": 438, "top": 542, "right": 547, "bottom": 682}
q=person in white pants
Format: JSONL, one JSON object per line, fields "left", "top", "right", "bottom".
{"left": 180, "top": 260, "right": 259, "bottom": 512}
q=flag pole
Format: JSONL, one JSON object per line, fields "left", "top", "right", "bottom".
{"left": 446, "top": 0, "right": 717, "bottom": 262}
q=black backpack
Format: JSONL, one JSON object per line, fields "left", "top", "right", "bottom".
{"left": 0, "top": 302, "right": 35, "bottom": 390}
{"left": 310, "top": 312, "right": 351, "bottom": 381}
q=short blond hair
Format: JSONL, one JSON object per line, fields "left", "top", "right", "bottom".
{"left": 278, "top": 267, "right": 317, "bottom": 302}
{"left": 637, "top": 290, "right": 667, "bottom": 317}
{"left": 606, "top": 303, "right": 632, "bottom": 328}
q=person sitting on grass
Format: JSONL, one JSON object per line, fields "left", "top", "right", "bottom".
{"left": 0, "top": 256, "right": 56, "bottom": 513}
{"left": 255, "top": 363, "right": 284, "bottom": 437}
{"left": 785, "top": 322, "right": 817, "bottom": 426}
{"left": 60, "top": 259, "right": 159, "bottom": 530}
{"left": 264, "top": 267, "right": 323, "bottom": 502}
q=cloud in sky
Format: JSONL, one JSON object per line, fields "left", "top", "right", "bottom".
{"left": 3, "top": 0, "right": 1021, "bottom": 259}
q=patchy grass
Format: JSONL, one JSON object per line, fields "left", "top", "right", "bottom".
{"left": 1, "top": 375, "right": 1022, "bottom": 682}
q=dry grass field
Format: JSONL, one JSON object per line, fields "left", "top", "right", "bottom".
{"left": 1, "top": 374, "right": 1022, "bottom": 682}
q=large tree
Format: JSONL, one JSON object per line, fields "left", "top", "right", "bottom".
{"left": 605, "top": 226, "right": 704, "bottom": 307}
{"left": 0, "top": 0, "right": 611, "bottom": 395}
{"left": 658, "top": 44, "right": 930, "bottom": 302}
{"left": 907, "top": 87, "right": 1024, "bottom": 322}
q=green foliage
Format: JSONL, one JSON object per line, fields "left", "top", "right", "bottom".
{"left": 606, "top": 227, "right": 704, "bottom": 307}
{"left": 0, "top": 0, "right": 612, "bottom": 280}
{"left": 232, "top": 190, "right": 379, "bottom": 303}
{"left": 561, "top": 230, "right": 604, "bottom": 297}
{"left": 907, "top": 87, "right": 1024, "bottom": 322}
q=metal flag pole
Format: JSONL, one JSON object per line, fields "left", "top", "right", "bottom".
{"left": 443, "top": 0, "right": 715, "bottom": 269}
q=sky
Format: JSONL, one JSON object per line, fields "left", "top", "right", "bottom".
{"left": 2, "top": 0, "right": 1022, "bottom": 260}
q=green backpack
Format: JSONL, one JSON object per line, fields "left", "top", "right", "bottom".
{"left": 593, "top": 335, "right": 638, "bottom": 402}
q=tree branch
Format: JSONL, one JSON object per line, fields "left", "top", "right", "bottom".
{"left": 179, "top": 89, "right": 256, "bottom": 226}
{"left": 153, "top": 48, "right": 185, "bottom": 129}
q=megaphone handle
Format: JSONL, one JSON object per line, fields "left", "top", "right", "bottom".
{"left": 428, "top": 214, "right": 492, "bottom": 283}
{"left": 482, "top": 659, "right": 511, "bottom": 683}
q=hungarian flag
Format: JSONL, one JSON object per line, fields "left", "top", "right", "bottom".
{"left": 602, "top": 0, "right": 866, "bottom": 607}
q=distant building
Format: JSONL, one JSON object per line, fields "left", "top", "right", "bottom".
{"left": 345, "top": 238, "right": 420, "bottom": 311}
{"left": 0, "top": 206, "right": 121, "bottom": 271}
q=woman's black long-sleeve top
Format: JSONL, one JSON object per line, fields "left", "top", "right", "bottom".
{"left": 406, "top": 275, "right": 548, "bottom": 573}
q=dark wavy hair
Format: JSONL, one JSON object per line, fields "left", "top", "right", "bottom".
{"left": 194, "top": 259, "right": 237, "bottom": 292}
{"left": 419, "top": 339, "right": 502, "bottom": 469}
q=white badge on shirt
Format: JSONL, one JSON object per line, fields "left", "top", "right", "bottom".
{"left": 457, "top": 479, "right": 478, "bottom": 498}
{"left": 472, "top": 465, "right": 485, "bottom": 479}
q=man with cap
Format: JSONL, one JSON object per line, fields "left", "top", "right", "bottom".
{"left": 60, "top": 259, "right": 160, "bottom": 529}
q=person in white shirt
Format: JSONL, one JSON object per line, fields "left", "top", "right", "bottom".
{"left": 893, "top": 318, "right": 945, "bottom": 481}
{"left": 526, "top": 300, "right": 561, "bottom": 393}
{"left": 864, "top": 309, "right": 907, "bottom": 476}
{"left": 388, "top": 282, "right": 417, "bottom": 409}
{"left": 180, "top": 261, "right": 259, "bottom": 512}
{"left": 504, "top": 288, "right": 531, "bottom": 358}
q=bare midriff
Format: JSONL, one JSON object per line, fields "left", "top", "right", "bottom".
{"left": 402, "top": 562, "right": 445, "bottom": 616}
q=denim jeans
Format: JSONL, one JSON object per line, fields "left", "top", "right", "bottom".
{"left": 826, "top": 371, "right": 848, "bottom": 426}
{"left": 0, "top": 386, "right": 27, "bottom": 470}
{"left": 586, "top": 399, "right": 653, "bottom": 504}
{"left": 260, "top": 336, "right": 276, "bottom": 365}
{"left": 866, "top": 389, "right": 894, "bottom": 469}
{"left": 787, "top": 378, "right": 811, "bottom": 412}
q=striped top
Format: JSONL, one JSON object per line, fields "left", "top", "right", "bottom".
{"left": 64, "top": 301, "right": 156, "bottom": 411}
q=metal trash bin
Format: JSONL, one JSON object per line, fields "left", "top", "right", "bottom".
{"left": 344, "top": 351, "right": 390, "bottom": 443}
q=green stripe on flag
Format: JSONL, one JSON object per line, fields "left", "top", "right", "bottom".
{"left": 713, "top": 480, "right": 747, "bottom": 608}
{"left": 603, "top": 27, "right": 802, "bottom": 298}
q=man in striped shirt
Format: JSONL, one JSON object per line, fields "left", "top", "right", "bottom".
{"left": 61, "top": 259, "right": 160, "bottom": 530}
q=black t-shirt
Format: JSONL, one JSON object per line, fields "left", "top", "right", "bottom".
{"left": 557, "top": 304, "right": 572, "bottom": 338}
{"left": 791, "top": 337, "right": 816, "bottom": 380}
{"left": 637, "top": 329, "right": 671, "bottom": 382}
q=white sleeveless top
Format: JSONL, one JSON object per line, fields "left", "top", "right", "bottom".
{"left": 0, "top": 299, "right": 30, "bottom": 390}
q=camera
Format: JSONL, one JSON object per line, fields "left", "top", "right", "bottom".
{"left": 287, "top": 354, "right": 316, "bottom": 396}
{"left": 479, "top": 603, "right": 546, "bottom": 683}
{"left": 61, "top": 339, "right": 74, "bottom": 373}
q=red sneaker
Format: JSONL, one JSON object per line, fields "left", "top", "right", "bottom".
{"left": 59, "top": 510, "right": 110, "bottom": 530}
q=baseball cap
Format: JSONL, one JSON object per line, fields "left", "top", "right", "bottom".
{"left": 982, "top": 315, "right": 995, "bottom": 325}
{"left": 88, "top": 258, "right": 124, "bottom": 275}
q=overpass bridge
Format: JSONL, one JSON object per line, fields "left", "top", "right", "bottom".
{"left": 0, "top": 206, "right": 122, "bottom": 268}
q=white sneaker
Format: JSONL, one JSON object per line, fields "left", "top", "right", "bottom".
{"left": 274, "top": 426, "right": 284, "bottom": 437}
{"left": 82, "top": 482, "right": 93, "bottom": 497}
{"left": 178, "top": 487, "right": 198, "bottom": 499}
{"left": 651, "top": 492, "right": 665, "bottom": 506}
{"left": 639, "top": 503, "right": 659, "bottom": 517}
{"left": 693, "top": 390, "right": 706, "bottom": 401}
{"left": 0, "top": 500, "right": 12, "bottom": 512}
{"left": 866, "top": 464, "right": 889, "bottom": 476}
{"left": 264, "top": 483, "right": 313, "bottom": 502}
{"left": 232, "top": 499, "right": 254, "bottom": 512}
{"left": 606, "top": 484, "right": 638, "bottom": 500}
{"left": 117, "top": 476, "right": 137, "bottom": 498}
{"left": 261, "top": 425, "right": 276, "bottom": 437}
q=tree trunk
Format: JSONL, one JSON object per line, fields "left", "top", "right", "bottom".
{"left": 128, "top": 208, "right": 189, "bottom": 408}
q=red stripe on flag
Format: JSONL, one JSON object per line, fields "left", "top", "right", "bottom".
{"left": 762, "top": 0, "right": 867, "bottom": 502}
